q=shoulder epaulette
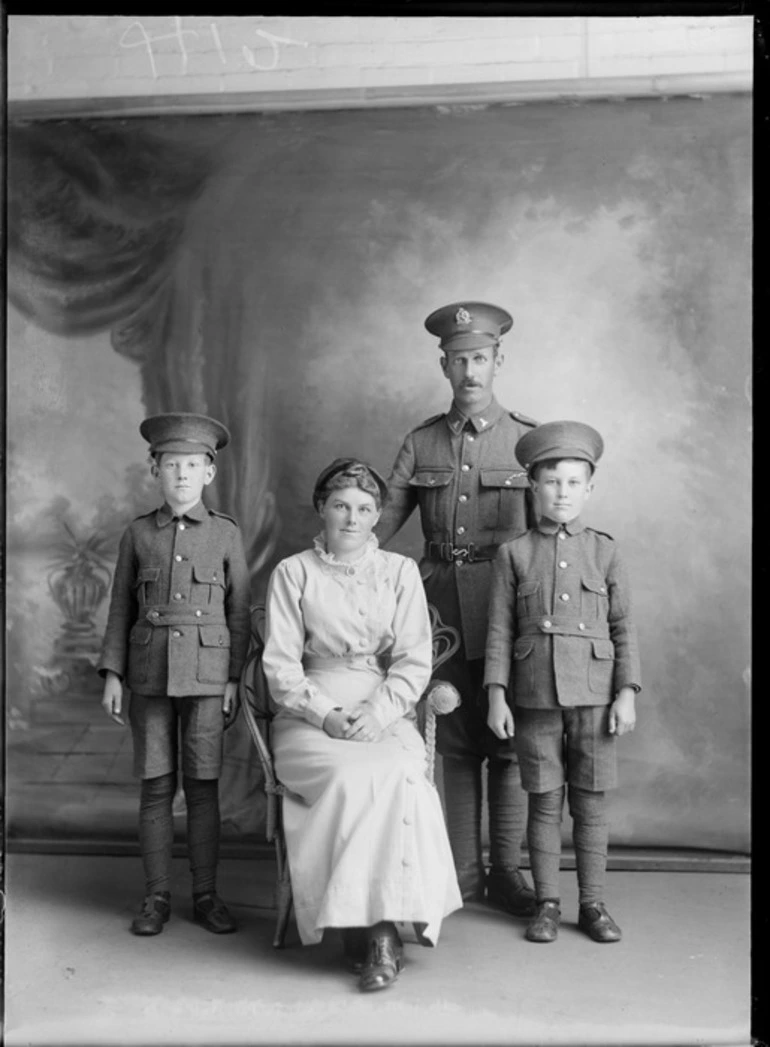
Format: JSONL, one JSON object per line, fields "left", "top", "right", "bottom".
{"left": 210, "top": 508, "right": 239, "bottom": 526}
{"left": 409, "top": 412, "right": 445, "bottom": 434}
{"left": 586, "top": 526, "right": 615, "bottom": 541}
{"left": 133, "top": 509, "right": 157, "bottom": 521}
{"left": 509, "top": 409, "right": 538, "bottom": 428}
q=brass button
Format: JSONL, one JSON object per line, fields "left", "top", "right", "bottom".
{"left": 559, "top": 560, "right": 568, "bottom": 569}
{"left": 195, "top": 610, "right": 202, "bottom": 618}
{"left": 459, "top": 494, "right": 468, "bottom": 503}
{"left": 467, "top": 435, "right": 475, "bottom": 442}
{"left": 175, "top": 555, "right": 183, "bottom": 562}
{"left": 428, "top": 478, "right": 436, "bottom": 485}
{"left": 173, "top": 593, "right": 183, "bottom": 601}
{"left": 558, "top": 531, "right": 566, "bottom": 540}
{"left": 561, "top": 593, "right": 570, "bottom": 602}
{"left": 461, "top": 464, "right": 470, "bottom": 472}
{"left": 543, "top": 620, "right": 552, "bottom": 628}
{"left": 456, "top": 560, "right": 464, "bottom": 567}
{"left": 178, "top": 523, "right": 185, "bottom": 531}
{"left": 504, "top": 479, "right": 512, "bottom": 486}
{"left": 457, "top": 526, "right": 466, "bottom": 535}
{"left": 150, "top": 610, "right": 160, "bottom": 619}
{"left": 172, "top": 630, "right": 182, "bottom": 638}
{"left": 578, "top": 623, "right": 586, "bottom": 631}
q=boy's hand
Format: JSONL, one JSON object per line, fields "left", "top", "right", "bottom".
{"left": 343, "top": 708, "right": 382, "bottom": 743}
{"left": 487, "top": 684, "right": 514, "bottom": 740}
{"left": 322, "top": 708, "right": 349, "bottom": 739}
{"left": 609, "top": 687, "right": 636, "bottom": 736}
{"left": 101, "top": 672, "right": 126, "bottom": 726}
{"left": 222, "top": 681, "right": 239, "bottom": 725}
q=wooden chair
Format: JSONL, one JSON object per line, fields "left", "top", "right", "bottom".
{"left": 238, "top": 602, "right": 461, "bottom": 948}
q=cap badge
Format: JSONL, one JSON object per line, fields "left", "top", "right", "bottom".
{"left": 455, "top": 307, "right": 472, "bottom": 325}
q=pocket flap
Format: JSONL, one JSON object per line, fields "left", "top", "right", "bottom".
{"left": 480, "top": 468, "right": 529, "bottom": 489}
{"left": 592, "top": 639, "right": 615, "bottom": 660}
{"left": 582, "top": 577, "right": 609, "bottom": 596}
{"left": 409, "top": 469, "right": 453, "bottom": 489}
{"left": 517, "top": 581, "right": 540, "bottom": 597}
{"left": 193, "top": 565, "right": 224, "bottom": 585}
{"left": 129, "top": 624, "right": 152, "bottom": 645}
{"left": 199, "top": 625, "right": 231, "bottom": 648}
{"left": 137, "top": 567, "right": 160, "bottom": 584}
{"left": 513, "top": 639, "right": 534, "bottom": 660}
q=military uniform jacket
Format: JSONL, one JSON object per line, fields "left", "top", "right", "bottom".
{"left": 483, "top": 516, "right": 642, "bottom": 708}
{"left": 98, "top": 501, "right": 251, "bottom": 697}
{"left": 376, "top": 399, "right": 537, "bottom": 661}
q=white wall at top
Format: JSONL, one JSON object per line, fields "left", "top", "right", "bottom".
{"left": 8, "top": 15, "right": 752, "bottom": 111}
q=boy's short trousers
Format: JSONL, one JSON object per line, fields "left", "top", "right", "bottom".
{"left": 129, "top": 693, "right": 225, "bottom": 780}
{"left": 514, "top": 705, "right": 617, "bottom": 793}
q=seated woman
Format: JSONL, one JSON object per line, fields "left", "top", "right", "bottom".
{"left": 262, "top": 458, "right": 462, "bottom": 992}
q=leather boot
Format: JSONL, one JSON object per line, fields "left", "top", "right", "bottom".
{"left": 359, "top": 922, "right": 403, "bottom": 992}
{"left": 130, "top": 892, "right": 171, "bottom": 936}
{"left": 487, "top": 866, "right": 537, "bottom": 917}
{"left": 578, "top": 903, "right": 622, "bottom": 943}
{"left": 193, "top": 892, "right": 237, "bottom": 934}
{"left": 525, "top": 900, "right": 561, "bottom": 943}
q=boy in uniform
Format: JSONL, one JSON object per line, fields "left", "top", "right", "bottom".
{"left": 484, "top": 421, "right": 641, "bottom": 943}
{"left": 377, "top": 302, "right": 537, "bottom": 916}
{"left": 99, "top": 413, "right": 251, "bottom": 936}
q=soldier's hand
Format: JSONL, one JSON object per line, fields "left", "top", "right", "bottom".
{"left": 486, "top": 684, "right": 514, "bottom": 740}
{"left": 101, "top": 672, "right": 125, "bottom": 726}
{"left": 609, "top": 688, "right": 636, "bottom": 736}
{"left": 222, "top": 681, "right": 240, "bottom": 726}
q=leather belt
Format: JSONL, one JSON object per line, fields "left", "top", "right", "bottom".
{"left": 424, "top": 541, "right": 498, "bottom": 563}
{"left": 144, "top": 605, "right": 225, "bottom": 627}
{"left": 517, "top": 615, "right": 610, "bottom": 640}
{"left": 304, "top": 654, "right": 390, "bottom": 672}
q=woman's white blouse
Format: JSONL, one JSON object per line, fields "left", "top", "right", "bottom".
{"left": 262, "top": 535, "right": 433, "bottom": 731}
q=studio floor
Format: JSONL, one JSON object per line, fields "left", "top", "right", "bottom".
{"left": 3, "top": 853, "right": 751, "bottom": 1047}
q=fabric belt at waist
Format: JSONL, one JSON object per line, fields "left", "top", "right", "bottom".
{"left": 517, "top": 616, "right": 611, "bottom": 640}
{"left": 144, "top": 605, "right": 226, "bottom": 627}
{"left": 424, "top": 541, "right": 498, "bottom": 563}
{"left": 303, "top": 654, "right": 390, "bottom": 672}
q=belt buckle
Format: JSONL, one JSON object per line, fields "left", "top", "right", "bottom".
{"left": 451, "top": 545, "right": 471, "bottom": 563}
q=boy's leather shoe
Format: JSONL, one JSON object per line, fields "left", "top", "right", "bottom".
{"left": 193, "top": 893, "right": 237, "bottom": 934}
{"left": 456, "top": 863, "right": 486, "bottom": 902}
{"left": 359, "top": 923, "right": 403, "bottom": 993}
{"left": 578, "top": 903, "right": 622, "bottom": 943}
{"left": 341, "top": 927, "right": 369, "bottom": 973}
{"left": 525, "top": 901, "right": 561, "bottom": 943}
{"left": 131, "top": 893, "right": 171, "bottom": 936}
{"left": 487, "top": 867, "right": 537, "bottom": 917}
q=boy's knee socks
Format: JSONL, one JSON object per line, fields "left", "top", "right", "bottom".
{"left": 568, "top": 785, "right": 608, "bottom": 908}
{"left": 139, "top": 772, "right": 176, "bottom": 895}
{"left": 527, "top": 787, "right": 564, "bottom": 902}
{"left": 184, "top": 776, "right": 220, "bottom": 896}
{"left": 487, "top": 757, "right": 528, "bottom": 870}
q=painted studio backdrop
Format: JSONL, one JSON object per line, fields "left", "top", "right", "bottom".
{"left": 7, "top": 95, "right": 750, "bottom": 853}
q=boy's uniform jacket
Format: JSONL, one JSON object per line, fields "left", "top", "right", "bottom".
{"left": 99, "top": 501, "right": 251, "bottom": 696}
{"left": 484, "top": 516, "right": 641, "bottom": 706}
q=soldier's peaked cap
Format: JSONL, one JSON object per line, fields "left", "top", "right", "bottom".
{"left": 515, "top": 420, "right": 604, "bottom": 472}
{"left": 425, "top": 301, "right": 513, "bottom": 352}
{"left": 140, "top": 413, "right": 230, "bottom": 458}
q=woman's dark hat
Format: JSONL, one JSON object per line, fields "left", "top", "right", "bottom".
{"left": 313, "top": 458, "right": 389, "bottom": 510}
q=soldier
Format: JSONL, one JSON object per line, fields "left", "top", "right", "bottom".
{"left": 376, "top": 301, "right": 537, "bottom": 916}
{"left": 99, "top": 413, "right": 251, "bottom": 937}
{"left": 484, "top": 421, "right": 641, "bottom": 944}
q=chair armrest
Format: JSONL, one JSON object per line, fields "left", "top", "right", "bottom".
{"left": 423, "top": 678, "right": 461, "bottom": 716}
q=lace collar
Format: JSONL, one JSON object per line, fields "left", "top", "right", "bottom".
{"left": 312, "top": 531, "right": 379, "bottom": 568}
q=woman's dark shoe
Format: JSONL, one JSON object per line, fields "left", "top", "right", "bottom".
{"left": 578, "top": 903, "right": 622, "bottom": 943}
{"left": 130, "top": 892, "right": 171, "bottom": 936}
{"left": 193, "top": 892, "right": 237, "bottom": 934}
{"left": 525, "top": 900, "right": 561, "bottom": 943}
{"left": 487, "top": 867, "right": 537, "bottom": 918}
{"left": 341, "top": 927, "right": 369, "bottom": 973}
{"left": 359, "top": 922, "right": 403, "bottom": 993}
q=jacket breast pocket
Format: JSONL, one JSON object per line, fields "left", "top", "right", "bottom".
{"left": 191, "top": 564, "right": 226, "bottom": 607}
{"left": 588, "top": 638, "right": 615, "bottom": 696}
{"left": 135, "top": 567, "right": 160, "bottom": 606}
{"left": 128, "top": 623, "right": 153, "bottom": 684}
{"left": 409, "top": 468, "right": 453, "bottom": 531}
{"left": 197, "top": 624, "right": 231, "bottom": 684}
{"left": 512, "top": 637, "right": 535, "bottom": 698}
{"left": 581, "top": 577, "right": 610, "bottom": 620}
{"left": 516, "top": 580, "right": 541, "bottom": 619}
{"left": 478, "top": 469, "right": 529, "bottom": 532}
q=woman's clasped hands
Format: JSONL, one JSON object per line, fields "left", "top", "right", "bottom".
{"left": 323, "top": 706, "right": 381, "bottom": 742}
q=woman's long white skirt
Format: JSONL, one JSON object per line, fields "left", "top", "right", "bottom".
{"left": 272, "top": 664, "right": 462, "bottom": 946}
